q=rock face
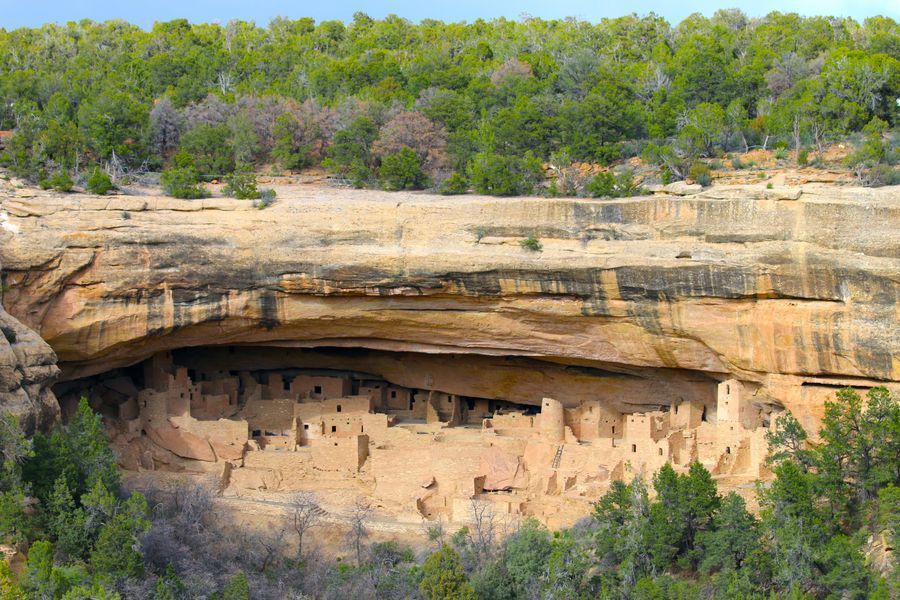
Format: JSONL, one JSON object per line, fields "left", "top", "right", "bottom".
{"left": 1, "top": 183, "right": 898, "bottom": 432}
{"left": 0, "top": 294, "right": 59, "bottom": 432}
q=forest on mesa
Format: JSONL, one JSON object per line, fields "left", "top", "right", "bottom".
{"left": 0, "top": 11, "right": 897, "bottom": 197}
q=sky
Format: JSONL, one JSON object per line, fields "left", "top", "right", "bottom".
{"left": 1, "top": 0, "right": 896, "bottom": 30}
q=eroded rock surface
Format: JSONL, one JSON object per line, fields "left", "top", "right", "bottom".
{"left": 0, "top": 291, "right": 59, "bottom": 432}
{"left": 1, "top": 183, "right": 898, "bottom": 432}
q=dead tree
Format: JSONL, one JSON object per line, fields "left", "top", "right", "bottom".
{"left": 345, "top": 497, "right": 373, "bottom": 565}
{"left": 286, "top": 491, "right": 325, "bottom": 559}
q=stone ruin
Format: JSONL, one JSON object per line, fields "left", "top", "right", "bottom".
{"left": 60, "top": 351, "right": 779, "bottom": 529}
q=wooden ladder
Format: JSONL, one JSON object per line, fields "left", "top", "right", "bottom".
{"left": 551, "top": 445, "right": 564, "bottom": 469}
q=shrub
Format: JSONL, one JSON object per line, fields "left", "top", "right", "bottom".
{"left": 774, "top": 148, "right": 788, "bottom": 160}
{"left": 45, "top": 170, "right": 73, "bottom": 192}
{"left": 438, "top": 172, "right": 469, "bottom": 195}
{"left": 520, "top": 236, "right": 543, "bottom": 252}
{"left": 86, "top": 168, "right": 114, "bottom": 195}
{"left": 730, "top": 156, "right": 744, "bottom": 169}
{"left": 224, "top": 165, "right": 260, "bottom": 199}
{"left": 585, "top": 169, "right": 643, "bottom": 198}
{"left": 797, "top": 147, "right": 810, "bottom": 166}
{"left": 379, "top": 147, "right": 429, "bottom": 191}
{"left": 766, "top": 182, "right": 774, "bottom": 189}
{"left": 254, "top": 188, "right": 277, "bottom": 209}
{"left": 468, "top": 152, "right": 542, "bottom": 196}
{"left": 161, "top": 154, "right": 208, "bottom": 199}
{"left": 689, "top": 161, "right": 712, "bottom": 187}
{"left": 856, "top": 163, "right": 900, "bottom": 187}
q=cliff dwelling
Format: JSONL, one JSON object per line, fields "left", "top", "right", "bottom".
{"left": 54, "top": 345, "right": 783, "bottom": 528}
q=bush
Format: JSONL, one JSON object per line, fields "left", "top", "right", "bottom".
{"left": 520, "top": 236, "right": 543, "bottom": 252}
{"left": 797, "top": 147, "right": 810, "bottom": 167}
{"left": 467, "top": 152, "right": 543, "bottom": 196}
{"left": 86, "top": 167, "right": 114, "bottom": 195}
{"left": 161, "top": 153, "right": 208, "bottom": 199}
{"left": 689, "top": 161, "right": 712, "bottom": 187}
{"left": 47, "top": 170, "right": 75, "bottom": 193}
{"left": 224, "top": 165, "right": 260, "bottom": 199}
{"left": 774, "top": 148, "right": 788, "bottom": 160}
{"left": 857, "top": 163, "right": 900, "bottom": 187}
{"left": 585, "top": 169, "right": 643, "bottom": 198}
{"left": 379, "top": 147, "right": 429, "bottom": 191}
{"left": 438, "top": 172, "right": 469, "bottom": 195}
{"left": 254, "top": 188, "right": 277, "bottom": 209}
{"left": 730, "top": 156, "right": 744, "bottom": 169}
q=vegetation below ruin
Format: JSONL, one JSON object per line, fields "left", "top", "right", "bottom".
{"left": 0, "top": 387, "right": 895, "bottom": 599}
{"left": 0, "top": 12, "right": 897, "bottom": 197}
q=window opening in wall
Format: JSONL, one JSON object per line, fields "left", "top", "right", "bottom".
{"left": 391, "top": 391, "right": 397, "bottom": 399}
{"left": 631, "top": 444, "right": 637, "bottom": 453}
{"left": 701, "top": 406, "right": 708, "bottom": 422}
{"left": 314, "top": 385, "right": 322, "bottom": 395}
{"left": 726, "top": 446, "right": 731, "bottom": 454}
{"left": 611, "top": 426, "right": 616, "bottom": 434}
{"left": 467, "top": 399, "right": 475, "bottom": 410}
{"left": 303, "top": 424, "right": 309, "bottom": 430}
{"left": 726, "top": 384, "right": 730, "bottom": 395}
{"left": 337, "top": 405, "right": 342, "bottom": 413}
{"left": 659, "top": 448, "right": 663, "bottom": 456}
{"left": 331, "top": 426, "right": 336, "bottom": 433}
{"left": 252, "top": 430, "right": 261, "bottom": 437}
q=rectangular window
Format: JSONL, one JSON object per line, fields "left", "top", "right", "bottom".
{"left": 314, "top": 385, "right": 322, "bottom": 394}
{"left": 631, "top": 444, "right": 637, "bottom": 453}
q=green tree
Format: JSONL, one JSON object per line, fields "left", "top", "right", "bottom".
{"left": 467, "top": 152, "right": 542, "bottom": 196}
{"left": 47, "top": 476, "right": 90, "bottom": 561}
{"left": 223, "top": 165, "right": 261, "bottom": 199}
{"left": 324, "top": 116, "right": 378, "bottom": 186}
{"left": 222, "top": 572, "right": 250, "bottom": 600}
{"left": 90, "top": 491, "right": 151, "bottom": 580}
{"left": 271, "top": 113, "right": 312, "bottom": 170}
{"left": 698, "top": 492, "right": 759, "bottom": 573}
{"left": 420, "top": 546, "right": 476, "bottom": 600}
{"left": 179, "top": 125, "right": 234, "bottom": 180}
{"left": 379, "top": 147, "right": 429, "bottom": 190}
{"left": 161, "top": 151, "right": 208, "bottom": 199}
{"left": 86, "top": 167, "right": 115, "bottom": 195}
{"left": 502, "top": 519, "right": 551, "bottom": 595}
{"left": 77, "top": 87, "right": 148, "bottom": 164}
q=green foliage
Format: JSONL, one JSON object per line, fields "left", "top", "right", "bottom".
{"left": 0, "top": 559, "right": 22, "bottom": 600}
{"left": 179, "top": 125, "right": 234, "bottom": 180}
{"left": 90, "top": 491, "right": 151, "bottom": 580}
{"left": 797, "top": 148, "right": 810, "bottom": 166}
{"left": 221, "top": 572, "right": 250, "bottom": 600}
{"left": 161, "top": 152, "right": 208, "bottom": 199}
{"left": 438, "top": 172, "right": 469, "bottom": 195}
{"left": 271, "top": 113, "right": 312, "bottom": 171}
{"left": 502, "top": 519, "right": 551, "bottom": 596}
{"left": 255, "top": 188, "right": 277, "bottom": 209}
{"left": 223, "top": 165, "right": 261, "bottom": 199}
{"left": 688, "top": 161, "right": 712, "bottom": 186}
{"left": 86, "top": 168, "right": 114, "bottom": 195}
{"left": 467, "top": 152, "right": 543, "bottom": 196}
{"left": 420, "top": 546, "right": 476, "bottom": 600}
{"left": 586, "top": 169, "right": 644, "bottom": 198}
{"left": 22, "top": 398, "right": 119, "bottom": 507}
{"left": 45, "top": 170, "right": 74, "bottom": 193}
{"left": 379, "top": 147, "right": 429, "bottom": 190}
{"left": 324, "top": 116, "right": 378, "bottom": 185}
{"left": 519, "top": 236, "right": 542, "bottom": 252}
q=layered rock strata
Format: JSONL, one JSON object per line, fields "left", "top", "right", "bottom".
{"left": 1, "top": 183, "right": 898, "bottom": 433}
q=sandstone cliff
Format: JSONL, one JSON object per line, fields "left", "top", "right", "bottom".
{"left": 0, "top": 292, "right": 59, "bottom": 432}
{"left": 1, "top": 183, "right": 898, "bottom": 431}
